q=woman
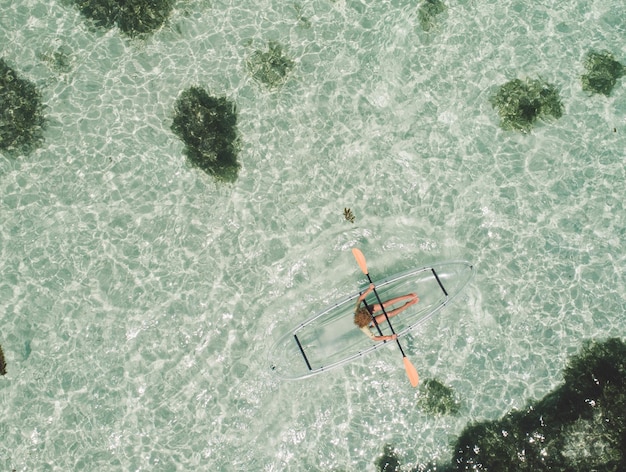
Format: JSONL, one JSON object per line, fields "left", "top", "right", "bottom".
{"left": 354, "top": 283, "right": 419, "bottom": 341}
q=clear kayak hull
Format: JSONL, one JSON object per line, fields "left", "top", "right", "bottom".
{"left": 269, "top": 261, "right": 474, "bottom": 380}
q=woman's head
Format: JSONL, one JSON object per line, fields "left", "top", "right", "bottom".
{"left": 354, "top": 306, "right": 372, "bottom": 328}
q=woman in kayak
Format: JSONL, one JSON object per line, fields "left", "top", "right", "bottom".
{"left": 354, "top": 283, "right": 418, "bottom": 341}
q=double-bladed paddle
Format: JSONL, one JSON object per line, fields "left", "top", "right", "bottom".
{"left": 352, "top": 248, "right": 419, "bottom": 387}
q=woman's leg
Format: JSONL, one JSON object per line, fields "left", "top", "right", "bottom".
{"left": 382, "top": 293, "right": 417, "bottom": 309}
{"left": 371, "top": 293, "right": 417, "bottom": 313}
{"left": 372, "top": 294, "right": 418, "bottom": 325}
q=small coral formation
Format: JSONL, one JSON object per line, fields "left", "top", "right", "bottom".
{"left": 490, "top": 78, "right": 564, "bottom": 132}
{"left": 376, "top": 444, "right": 401, "bottom": 472}
{"left": 343, "top": 208, "right": 355, "bottom": 223}
{"left": 0, "top": 59, "right": 45, "bottom": 155}
{"left": 581, "top": 51, "right": 625, "bottom": 96}
{"left": 0, "top": 344, "right": 6, "bottom": 375}
{"left": 418, "top": 0, "right": 446, "bottom": 32}
{"left": 443, "top": 338, "right": 626, "bottom": 471}
{"left": 38, "top": 45, "right": 73, "bottom": 74}
{"left": 417, "top": 378, "right": 460, "bottom": 416}
{"left": 171, "top": 86, "right": 240, "bottom": 182}
{"left": 72, "top": 0, "right": 174, "bottom": 36}
{"left": 247, "top": 41, "right": 295, "bottom": 88}
{"left": 293, "top": 3, "right": 311, "bottom": 29}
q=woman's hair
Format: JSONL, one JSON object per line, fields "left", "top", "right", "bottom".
{"left": 354, "top": 306, "right": 372, "bottom": 328}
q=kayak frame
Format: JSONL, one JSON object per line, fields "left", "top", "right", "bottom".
{"left": 270, "top": 261, "right": 473, "bottom": 380}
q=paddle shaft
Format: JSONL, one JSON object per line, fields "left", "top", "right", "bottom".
{"left": 364, "top": 273, "right": 407, "bottom": 357}
{"left": 362, "top": 299, "right": 384, "bottom": 336}
{"left": 352, "top": 247, "right": 419, "bottom": 387}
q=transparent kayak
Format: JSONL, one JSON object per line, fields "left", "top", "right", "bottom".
{"left": 269, "top": 261, "right": 474, "bottom": 380}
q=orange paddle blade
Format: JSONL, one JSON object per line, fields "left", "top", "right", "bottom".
{"left": 403, "top": 357, "right": 419, "bottom": 387}
{"left": 352, "top": 248, "right": 368, "bottom": 275}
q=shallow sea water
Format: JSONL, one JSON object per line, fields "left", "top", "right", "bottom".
{"left": 1, "top": 0, "right": 625, "bottom": 470}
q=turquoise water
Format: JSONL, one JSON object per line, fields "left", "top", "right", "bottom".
{"left": 1, "top": 0, "right": 625, "bottom": 470}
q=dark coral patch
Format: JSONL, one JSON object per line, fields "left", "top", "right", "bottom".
{"left": 582, "top": 51, "right": 625, "bottom": 96}
{"left": 247, "top": 42, "right": 295, "bottom": 89}
{"left": 73, "top": 0, "right": 174, "bottom": 37}
{"left": 0, "top": 59, "right": 45, "bottom": 156}
{"left": 417, "top": 378, "right": 461, "bottom": 416}
{"left": 490, "top": 78, "right": 563, "bottom": 132}
{"left": 0, "top": 344, "right": 6, "bottom": 376}
{"left": 418, "top": 0, "right": 446, "bottom": 32}
{"left": 448, "top": 338, "right": 626, "bottom": 471}
{"left": 376, "top": 444, "right": 401, "bottom": 472}
{"left": 171, "top": 87, "right": 240, "bottom": 182}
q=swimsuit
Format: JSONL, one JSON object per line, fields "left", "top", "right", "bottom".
{"left": 360, "top": 325, "right": 376, "bottom": 339}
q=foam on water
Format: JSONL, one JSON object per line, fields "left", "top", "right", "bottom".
{"left": 1, "top": 0, "right": 625, "bottom": 470}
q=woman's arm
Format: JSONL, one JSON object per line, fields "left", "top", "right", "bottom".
{"left": 360, "top": 326, "right": 397, "bottom": 342}
{"left": 354, "top": 283, "right": 375, "bottom": 311}
{"left": 358, "top": 283, "right": 375, "bottom": 302}
{"left": 372, "top": 334, "right": 397, "bottom": 342}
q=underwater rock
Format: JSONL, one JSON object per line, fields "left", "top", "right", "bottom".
{"left": 417, "top": 378, "right": 460, "bottom": 416}
{"left": 72, "top": 0, "right": 174, "bottom": 36}
{"left": 418, "top": 0, "right": 446, "bottom": 32}
{"left": 581, "top": 51, "right": 625, "bottom": 96}
{"left": 0, "top": 344, "right": 6, "bottom": 375}
{"left": 490, "top": 78, "right": 563, "bottom": 133}
{"left": 376, "top": 444, "right": 401, "bottom": 472}
{"left": 445, "top": 338, "right": 626, "bottom": 471}
{"left": 247, "top": 41, "right": 295, "bottom": 88}
{"left": 171, "top": 86, "right": 240, "bottom": 182}
{"left": 0, "top": 59, "right": 45, "bottom": 156}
